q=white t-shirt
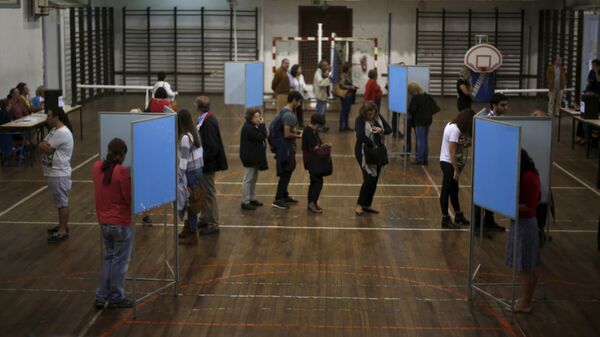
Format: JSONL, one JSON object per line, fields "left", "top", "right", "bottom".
{"left": 439, "top": 123, "right": 461, "bottom": 164}
{"left": 41, "top": 126, "right": 74, "bottom": 177}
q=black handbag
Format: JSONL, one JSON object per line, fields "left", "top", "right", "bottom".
{"left": 364, "top": 144, "right": 388, "bottom": 166}
{"left": 309, "top": 145, "right": 333, "bottom": 177}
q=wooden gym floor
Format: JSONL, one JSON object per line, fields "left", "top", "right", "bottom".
{"left": 0, "top": 94, "right": 598, "bottom": 337}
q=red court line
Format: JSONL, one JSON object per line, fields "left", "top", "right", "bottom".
{"left": 124, "top": 319, "right": 507, "bottom": 332}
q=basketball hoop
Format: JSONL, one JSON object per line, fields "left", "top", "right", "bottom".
{"left": 464, "top": 38, "right": 502, "bottom": 74}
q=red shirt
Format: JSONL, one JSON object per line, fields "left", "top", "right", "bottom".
{"left": 147, "top": 98, "right": 170, "bottom": 113}
{"left": 92, "top": 161, "right": 132, "bottom": 226}
{"left": 364, "top": 79, "right": 383, "bottom": 102}
{"left": 519, "top": 171, "right": 540, "bottom": 218}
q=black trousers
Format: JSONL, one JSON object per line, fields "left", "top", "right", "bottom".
{"left": 308, "top": 174, "right": 324, "bottom": 203}
{"left": 473, "top": 206, "right": 495, "bottom": 226}
{"left": 440, "top": 161, "right": 461, "bottom": 216}
{"left": 357, "top": 167, "right": 381, "bottom": 207}
{"left": 296, "top": 105, "right": 304, "bottom": 127}
{"left": 275, "top": 170, "right": 293, "bottom": 201}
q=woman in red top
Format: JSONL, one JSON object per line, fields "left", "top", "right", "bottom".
{"left": 146, "top": 87, "right": 172, "bottom": 113}
{"left": 92, "top": 138, "right": 134, "bottom": 309}
{"left": 505, "top": 149, "right": 541, "bottom": 313}
{"left": 364, "top": 69, "right": 383, "bottom": 111}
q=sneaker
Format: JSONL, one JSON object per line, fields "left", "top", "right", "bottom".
{"left": 241, "top": 203, "right": 256, "bottom": 211}
{"left": 454, "top": 212, "right": 471, "bottom": 226}
{"left": 47, "top": 232, "right": 69, "bottom": 243}
{"left": 484, "top": 221, "right": 505, "bottom": 232}
{"left": 250, "top": 200, "right": 264, "bottom": 207}
{"left": 272, "top": 200, "right": 289, "bottom": 210}
{"left": 284, "top": 197, "right": 299, "bottom": 205}
{"left": 142, "top": 216, "right": 153, "bottom": 226}
{"left": 308, "top": 202, "right": 322, "bottom": 214}
{"left": 441, "top": 216, "right": 460, "bottom": 229}
{"left": 108, "top": 298, "right": 134, "bottom": 309}
{"left": 199, "top": 225, "right": 220, "bottom": 236}
{"left": 47, "top": 226, "right": 69, "bottom": 235}
{"left": 95, "top": 300, "right": 106, "bottom": 310}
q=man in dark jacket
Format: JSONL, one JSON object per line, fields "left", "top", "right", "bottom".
{"left": 239, "top": 108, "right": 268, "bottom": 210}
{"left": 195, "top": 96, "right": 227, "bottom": 235}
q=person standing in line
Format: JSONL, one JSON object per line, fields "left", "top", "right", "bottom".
{"left": 546, "top": 55, "right": 566, "bottom": 117}
{"left": 439, "top": 108, "right": 473, "bottom": 229}
{"left": 152, "top": 71, "right": 176, "bottom": 101}
{"left": 302, "top": 113, "right": 331, "bottom": 213}
{"left": 272, "top": 58, "right": 291, "bottom": 112}
{"left": 195, "top": 96, "right": 227, "bottom": 235}
{"left": 407, "top": 82, "right": 434, "bottom": 166}
{"left": 338, "top": 62, "right": 357, "bottom": 132}
{"left": 272, "top": 91, "right": 304, "bottom": 210}
{"left": 93, "top": 138, "right": 134, "bottom": 309}
{"left": 354, "top": 101, "right": 391, "bottom": 216}
{"left": 290, "top": 64, "right": 308, "bottom": 127}
{"left": 456, "top": 67, "right": 473, "bottom": 112}
{"left": 313, "top": 59, "right": 332, "bottom": 132}
{"left": 41, "top": 108, "right": 74, "bottom": 243}
{"left": 176, "top": 109, "right": 204, "bottom": 245}
{"left": 239, "top": 108, "right": 268, "bottom": 211}
{"left": 505, "top": 149, "right": 542, "bottom": 313}
{"left": 364, "top": 69, "right": 383, "bottom": 111}
{"left": 473, "top": 93, "right": 509, "bottom": 233}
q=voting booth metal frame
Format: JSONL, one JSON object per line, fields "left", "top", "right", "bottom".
{"left": 98, "top": 112, "right": 179, "bottom": 318}
{"left": 387, "top": 64, "right": 430, "bottom": 167}
{"left": 468, "top": 114, "right": 554, "bottom": 321}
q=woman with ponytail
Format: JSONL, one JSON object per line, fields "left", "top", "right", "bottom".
{"left": 92, "top": 138, "right": 134, "bottom": 309}
{"left": 41, "top": 107, "right": 74, "bottom": 243}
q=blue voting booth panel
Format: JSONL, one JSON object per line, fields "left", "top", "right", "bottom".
{"left": 499, "top": 117, "right": 553, "bottom": 203}
{"left": 473, "top": 118, "right": 520, "bottom": 219}
{"left": 245, "top": 62, "right": 264, "bottom": 108}
{"left": 99, "top": 113, "right": 161, "bottom": 167}
{"left": 224, "top": 62, "right": 245, "bottom": 105}
{"left": 132, "top": 115, "right": 176, "bottom": 214}
{"left": 406, "top": 66, "right": 430, "bottom": 94}
{"left": 388, "top": 65, "right": 408, "bottom": 113}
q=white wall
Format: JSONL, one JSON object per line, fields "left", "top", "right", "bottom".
{"left": 91, "top": 0, "right": 562, "bottom": 93}
{"left": 0, "top": 5, "right": 44, "bottom": 96}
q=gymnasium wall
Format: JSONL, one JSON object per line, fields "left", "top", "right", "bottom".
{"left": 0, "top": 5, "right": 44, "bottom": 96}
{"left": 91, "top": 0, "right": 562, "bottom": 94}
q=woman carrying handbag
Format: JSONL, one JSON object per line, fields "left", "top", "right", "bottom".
{"left": 302, "top": 114, "right": 332, "bottom": 214}
{"left": 354, "top": 101, "right": 391, "bottom": 216}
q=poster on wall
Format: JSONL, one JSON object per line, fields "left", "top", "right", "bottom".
{"left": 0, "top": 0, "right": 20, "bottom": 8}
{"left": 471, "top": 71, "right": 496, "bottom": 102}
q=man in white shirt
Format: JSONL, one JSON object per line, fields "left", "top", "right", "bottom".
{"left": 546, "top": 55, "right": 566, "bottom": 117}
{"left": 152, "top": 71, "right": 176, "bottom": 101}
{"left": 39, "top": 108, "right": 74, "bottom": 243}
{"left": 313, "top": 59, "right": 332, "bottom": 132}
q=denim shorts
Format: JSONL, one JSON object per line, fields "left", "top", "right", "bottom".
{"left": 45, "top": 176, "right": 72, "bottom": 208}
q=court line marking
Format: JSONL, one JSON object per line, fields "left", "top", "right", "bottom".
{"left": 0, "top": 220, "right": 596, "bottom": 233}
{"left": 553, "top": 162, "right": 600, "bottom": 197}
{"left": 0, "top": 153, "right": 99, "bottom": 218}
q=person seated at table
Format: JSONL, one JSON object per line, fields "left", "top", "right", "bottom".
{"left": 8, "top": 88, "right": 30, "bottom": 119}
{"left": 146, "top": 87, "right": 173, "bottom": 113}
{"left": 16, "top": 82, "right": 42, "bottom": 113}
{"left": 31, "top": 85, "right": 45, "bottom": 110}
{"left": 152, "top": 71, "right": 176, "bottom": 101}
{"left": 0, "top": 99, "right": 11, "bottom": 125}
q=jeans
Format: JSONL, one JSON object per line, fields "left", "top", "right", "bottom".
{"left": 242, "top": 166, "right": 259, "bottom": 204}
{"left": 440, "top": 161, "right": 461, "bottom": 216}
{"left": 308, "top": 174, "right": 324, "bottom": 203}
{"left": 316, "top": 100, "right": 327, "bottom": 116}
{"left": 357, "top": 167, "right": 381, "bottom": 207}
{"left": 275, "top": 170, "right": 292, "bottom": 201}
{"left": 339, "top": 95, "right": 353, "bottom": 129}
{"left": 96, "top": 225, "right": 133, "bottom": 304}
{"left": 414, "top": 125, "right": 429, "bottom": 163}
{"left": 185, "top": 168, "right": 202, "bottom": 230}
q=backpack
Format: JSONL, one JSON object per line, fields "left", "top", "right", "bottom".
{"left": 267, "top": 109, "right": 287, "bottom": 153}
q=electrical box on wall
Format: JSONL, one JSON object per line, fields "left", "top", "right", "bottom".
{"left": 32, "top": 0, "right": 49, "bottom": 16}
